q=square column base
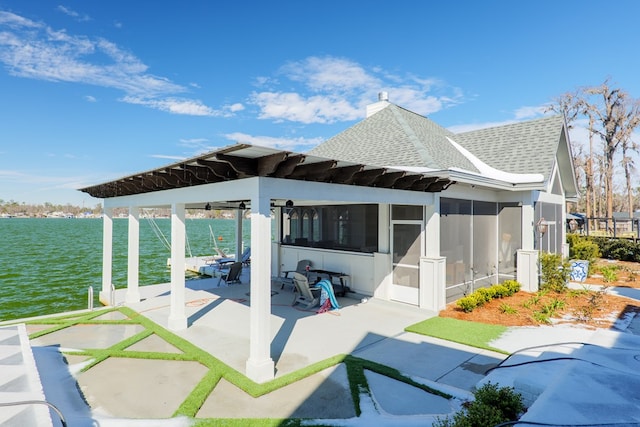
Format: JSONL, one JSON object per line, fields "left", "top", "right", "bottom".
{"left": 99, "top": 290, "right": 113, "bottom": 306}
{"left": 168, "top": 315, "right": 187, "bottom": 331}
{"left": 125, "top": 290, "right": 141, "bottom": 304}
{"left": 517, "top": 250, "right": 540, "bottom": 293}
{"left": 246, "top": 358, "right": 275, "bottom": 383}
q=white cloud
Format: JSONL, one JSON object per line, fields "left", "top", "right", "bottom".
{"left": 281, "top": 56, "right": 379, "bottom": 92}
{"left": 121, "top": 96, "right": 219, "bottom": 116}
{"left": 226, "top": 103, "right": 244, "bottom": 112}
{"left": 249, "top": 55, "right": 465, "bottom": 124}
{"left": 150, "top": 154, "right": 187, "bottom": 161}
{"left": 514, "top": 105, "right": 547, "bottom": 120}
{"left": 224, "top": 132, "right": 324, "bottom": 151}
{"left": 57, "top": 6, "right": 91, "bottom": 22}
{"left": 447, "top": 105, "right": 551, "bottom": 133}
{"left": 84, "top": 95, "right": 96, "bottom": 102}
{"left": 250, "top": 91, "right": 361, "bottom": 124}
{"left": 0, "top": 11, "right": 215, "bottom": 116}
{"left": 178, "top": 138, "right": 211, "bottom": 152}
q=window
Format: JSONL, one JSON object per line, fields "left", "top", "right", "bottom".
{"left": 289, "top": 210, "right": 299, "bottom": 242}
{"left": 282, "top": 204, "right": 378, "bottom": 253}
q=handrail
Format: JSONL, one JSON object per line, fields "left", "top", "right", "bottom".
{"left": 0, "top": 400, "right": 67, "bottom": 427}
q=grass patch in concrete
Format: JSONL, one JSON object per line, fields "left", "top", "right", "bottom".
{"left": 25, "top": 306, "right": 455, "bottom": 424}
{"left": 405, "top": 316, "right": 508, "bottom": 354}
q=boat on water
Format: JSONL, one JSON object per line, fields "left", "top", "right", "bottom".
{"left": 171, "top": 254, "right": 225, "bottom": 276}
{"left": 151, "top": 218, "right": 242, "bottom": 276}
{"left": 176, "top": 246, "right": 251, "bottom": 276}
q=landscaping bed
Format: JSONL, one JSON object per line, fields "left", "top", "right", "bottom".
{"left": 439, "top": 258, "right": 640, "bottom": 329}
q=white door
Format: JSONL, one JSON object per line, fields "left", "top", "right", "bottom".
{"left": 390, "top": 221, "right": 423, "bottom": 305}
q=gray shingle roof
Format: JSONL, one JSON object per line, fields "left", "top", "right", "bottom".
{"left": 454, "top": 115, "right": 565, "bottom": 182}
{"left": 308, "top": 103, "right": 566, "bottom": 183}
{"left": 308, "top": 104, "right": 479, "bottom": 173}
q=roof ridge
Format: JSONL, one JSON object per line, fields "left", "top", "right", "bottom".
{"left": 456, "top": 114, "right": 564, "bottom": 136}
{"left": 389, "top": 105, "right": 437, "bottom": 167}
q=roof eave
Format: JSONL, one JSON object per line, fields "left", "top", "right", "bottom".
{"left": 448, "top": 170, "right": 547, "bottom": 191}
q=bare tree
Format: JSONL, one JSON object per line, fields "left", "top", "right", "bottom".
{"left": 547, "top": 91, "right": 592, "bottom": 215}
{"left": 583, "top": 80, "right": 640, "bottom": 219}
{"left": 621, "top": 133, "right": 639, "bottom": 217}
{"left": 551, "top": 80, "right": 640, "bottom": 227}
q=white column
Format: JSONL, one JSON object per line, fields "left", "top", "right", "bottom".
{"left": 246, "top": 194, "right": 275, "bottom": 383}
{"left": 420, "top": 257, "right": 446, "bottom": 311}
{"left": 126, "top": 206, "right": 141, "bottom": 303}
{"left": 420, "top": 196, "right": 444, "bottom": 310}
{"left": 373, "top": 204, "right": 391, "bottom": 300}
{"left": 517, "top": 250, "right": 539, "bottom": 292}
{"left": 378, "top": 204, "right": 390, "bottom": 253}
{"left": 99, "top": 207, "right": 114, "bottom": 306}
{"left": 168, "top": 203, "right": 187, "bottom": 331}
{"left": 521, "top": 201, "right": 535, "bottom": 250}
{"left": 424, "top": 196, "right": 440, "bottom": 258}
{"left": 236, "top": 208, "right": 244, "bottom": 259}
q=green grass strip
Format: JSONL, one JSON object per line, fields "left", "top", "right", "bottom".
{"left": 192, "top": 418, "right": 296, "bottom": 427}
{"left": 174, "top": 369, "right": 222, "bottom": 418}
{"left": 405, "top": 317, "right": 509, "bottom": 354}
{"left": 24, "top": 305, "right": 462, "bottom": 423}
{"left": 27, "top": 308, "right": 127, "bottom": 339}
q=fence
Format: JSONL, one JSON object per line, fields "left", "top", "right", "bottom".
{"left": 575, "top": 216, "right": 640, "bottom": 239}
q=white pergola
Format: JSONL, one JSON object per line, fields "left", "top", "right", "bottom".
{"left": 82, "top": 144, "right": 453, "bottom": 382}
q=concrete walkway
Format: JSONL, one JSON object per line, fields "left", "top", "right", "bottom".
{"left": 1, "top": 273, "right": 506, "bottom": 426}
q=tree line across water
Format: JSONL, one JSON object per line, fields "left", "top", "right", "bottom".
{"left": 0, "top": 200, "right": 228, "bottom": 219}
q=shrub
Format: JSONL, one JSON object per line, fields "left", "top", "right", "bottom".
{"left": 592, "top": 236, "right": 640, "bottom": 262}
{"left": 566, "top": 232, "right": 582, "bottom": 252}
{"left": 540, "top": 252, "right": 570, "bottom": 292}
{"left": 491, "top": 285, "right": 506, "bottom": 298}
{"left": 532, "top": 310, "right": 551, "bottom": 324}
{"left": 474, "top": 287, "right": 494, "bottom": 304}
{"left": 502, "top": 280, "right": 521, "bottom": 296}
{"left": 434, "top": 382, "right": 525, "bottom": 427}
{"left": 456, "top": 280, "right": 523, "bottom": 313}
{"left": 599, "top": 265, "right": 618, "bottom": 283}
{"left": 457, "top": 295, "right": 479, "bottom": 313}
{"left": 499, "top": 303, "right": 518, "bottom": 314}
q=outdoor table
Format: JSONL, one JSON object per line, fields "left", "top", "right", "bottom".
{"left": 308, "top": 269, "right": 350, "bottom": 296}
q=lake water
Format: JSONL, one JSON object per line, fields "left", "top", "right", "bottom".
{"left": 0, "top": 217, "right": 249, "bottom": 322}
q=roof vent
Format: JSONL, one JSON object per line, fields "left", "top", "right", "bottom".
{"left": 366, "top": 92, "right": 391, "bottom": 117}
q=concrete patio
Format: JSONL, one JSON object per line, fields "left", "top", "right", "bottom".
{"left": 3, "top": 267, "right": 506, "bottom": 425}
{"left": 5, "top": 266, "right": 640, "bottom": 426}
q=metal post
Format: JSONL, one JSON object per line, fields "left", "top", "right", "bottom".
{"left": 88, "top": 286, "right": 94, "bottom": 311}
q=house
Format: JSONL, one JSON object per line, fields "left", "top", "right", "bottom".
{"left": 80, "top": 94, "right": 577, "bottom": 382}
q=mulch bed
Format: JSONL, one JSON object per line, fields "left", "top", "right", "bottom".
{"left": 439, "top": 258, "right": 640, "bottom": 329}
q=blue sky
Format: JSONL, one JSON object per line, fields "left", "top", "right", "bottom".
{"left": 1, "top": 1, "right": 639, "bottom": 207}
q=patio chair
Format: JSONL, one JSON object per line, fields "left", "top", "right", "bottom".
{"left": 214, "top": 247, "right": 251, "bottom": 268}
{"left": 291, "top": 272, "right": 321, "bottom": 309}
{"left": 280, "top": 259, "right": 312, "bottom": 290}
{"left": 218, "top": 261, "right": 242, "bottom": 286}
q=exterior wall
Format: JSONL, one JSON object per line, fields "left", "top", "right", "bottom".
{"left": 279, "top": 245, "right": 375, "bottom": 295}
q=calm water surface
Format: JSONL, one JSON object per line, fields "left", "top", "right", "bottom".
{"left": 0, "top": 217, "right": 248, "bottom": 321}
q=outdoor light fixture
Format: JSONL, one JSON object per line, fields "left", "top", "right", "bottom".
{"left": 536, "top": 217, "right": 548, "bottom": 287}
{"left": 536, "top": 218, "right": 548, "bottom": 236}
{"left": 239, "top": 201, "right": 246, "bottom": 210}
{"left": 205, "top": 203, "right": 211, "bottom": 211}
{"left": 285, "top": 200, "right": 294, "bottom": 208}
